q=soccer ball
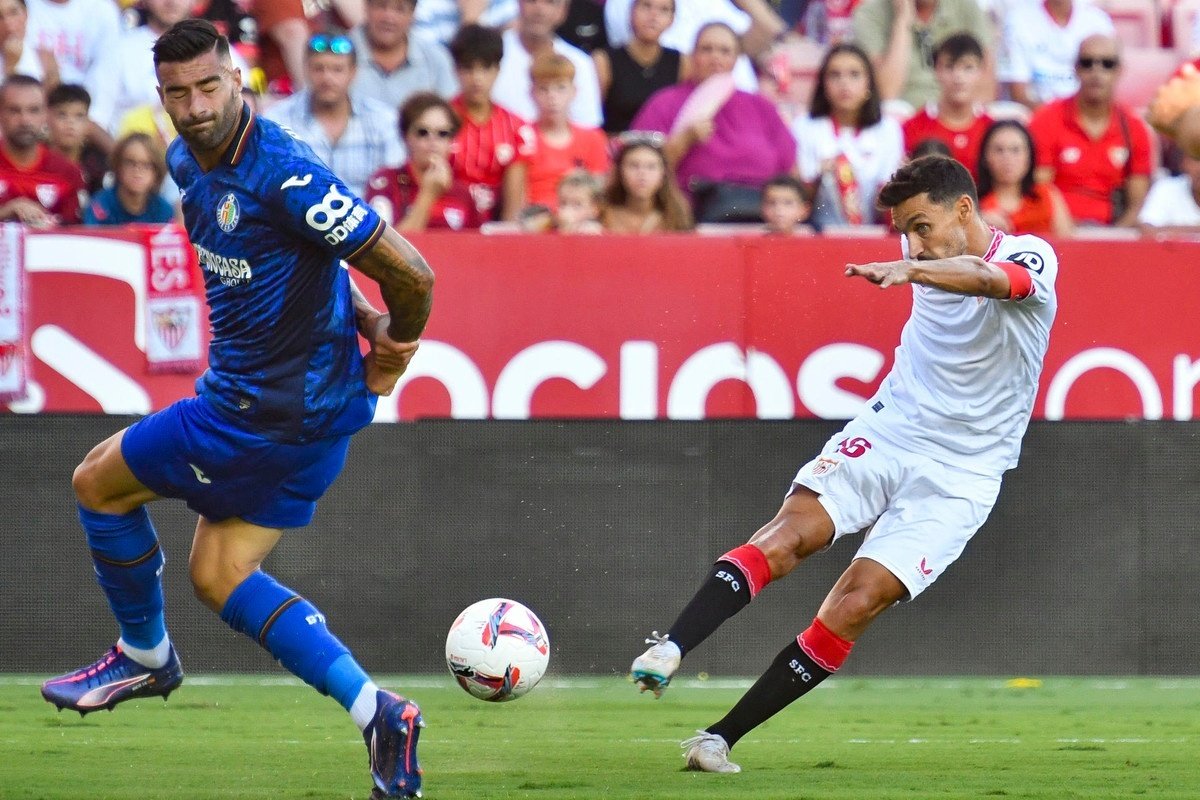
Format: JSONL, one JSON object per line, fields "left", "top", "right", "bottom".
{"left": 445, "top": 598, "right": 550, "bottom": 702}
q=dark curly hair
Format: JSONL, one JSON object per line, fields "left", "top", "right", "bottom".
{"left": 878, "top": 154, "right": 979, "bottom": 209}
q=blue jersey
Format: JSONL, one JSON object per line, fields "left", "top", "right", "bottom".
{"left": 168, "top": 104, "right": 385, "bottom": 442}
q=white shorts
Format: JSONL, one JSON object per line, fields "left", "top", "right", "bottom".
{"left": 792, "top": 419, "right": 1003, "bottom": 600}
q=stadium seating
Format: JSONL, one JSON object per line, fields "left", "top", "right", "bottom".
{"left": 1169, "top": 0, "right": 1200, "bottom": 53}
{"left": 1097, "top": 0, "right": 1162, "bottom": 47}
{"left": 1116, "top": 46, "right": 1183, "bottom": 109}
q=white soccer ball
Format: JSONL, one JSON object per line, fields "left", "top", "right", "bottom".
{"left": 445, "top": 598, "right": 550, "bottom": 702}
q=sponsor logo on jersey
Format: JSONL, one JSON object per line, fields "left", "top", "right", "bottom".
{"left": 216, "top": 192, "right": 240, "bottom": 232}
{"left": 918, "top": 557, "right": 933, "bottom": 576}
{"left": 281, "top": 174, "right": 312, "bottom": 190}
{"left": 194, "top": 243, "right": 252, "bottom": 286}
{"left": 1008, "top": 251, "right": 1045, "bottom": 274}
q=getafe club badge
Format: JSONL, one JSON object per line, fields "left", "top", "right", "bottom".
{"left": 217, "top": 192, "right": 240, "bottom": 232}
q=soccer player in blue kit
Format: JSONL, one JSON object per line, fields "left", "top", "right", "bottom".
{"left": 40, "top": 20, "right": 433, "bottom": 799}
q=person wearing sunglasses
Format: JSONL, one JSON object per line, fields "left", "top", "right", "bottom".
{"left": 366, "top": 91, "right": 486, "bottom": 230}
{"left": 263, "top": 30, "right": 404, "bottom": 197}
{"left": 998, "top": 0, "right": 1115, "bottom": 112}
{"left": 1028, "top": 34, "right": 1152, "bottom": 228}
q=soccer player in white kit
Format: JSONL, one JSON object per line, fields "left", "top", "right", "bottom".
{"left": 629, "top": 155, "right": 1059, "bottom": 773}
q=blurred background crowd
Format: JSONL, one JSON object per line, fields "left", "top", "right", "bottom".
{"left": 0, "top": 0, "right": 1197, "bottom": 237}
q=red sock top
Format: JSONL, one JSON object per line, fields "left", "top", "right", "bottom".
{"left": 718, "top": 543, "right": 772, "bottom": 598}
{"left": 797, "top": 617, "right": 854, "bottom": 672}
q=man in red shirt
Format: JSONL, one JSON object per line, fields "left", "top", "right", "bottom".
{"left": 0, "top": 75, "right": 85, "bottom": 226}
{"left": 901, "top": 32, "right": 992, "bottom": 178}
{"left": 448, "top": 24, "right": 535, "bottom": 222}
{"left": 1029, "top": 34, "right": 1151, "bottom": 227}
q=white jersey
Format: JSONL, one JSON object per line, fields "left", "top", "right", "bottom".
{"left": 997, "top": 0, "right": 1114, "bottom": 103}
{"left": 856, "top": 230, "right": 1058, "bottom": 476}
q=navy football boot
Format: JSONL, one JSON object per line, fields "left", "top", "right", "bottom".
{"left": 363, "top": 690, "right": 424, "bottom": 798}
{"left": 41, "top": 644, "right": 183, "bottom": 715}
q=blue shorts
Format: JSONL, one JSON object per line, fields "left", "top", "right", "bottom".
{"left": 121, "top": 396, "right": 353, "bottom": 529}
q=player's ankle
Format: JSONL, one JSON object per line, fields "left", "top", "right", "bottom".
{"left": 118, "top": 635, "right": 171, "bottom": 669}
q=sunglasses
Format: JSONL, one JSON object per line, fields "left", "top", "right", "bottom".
{"left": 308, "top": 34, "right": 354, "bottom": 55}
{"left": 414, "top": 127, "right": 453, "bottom": 139}
{"left": 1077, "top": 57, "right": 1118, "bottom": 71}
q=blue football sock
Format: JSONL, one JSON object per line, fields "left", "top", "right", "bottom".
{"left": 79, "top": 504, "right": 167, "bottom": 650}
{"left": 220, "top": 571, "right": 368, "bottom": 707}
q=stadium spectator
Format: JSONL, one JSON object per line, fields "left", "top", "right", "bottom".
{"left": 760, "top": 173, "right": 812, "bottom": 234}
{"left": 795, "top": 42, "right": 903, "bottom": 227}
{"left": 630, "top": 22, "right": 796, "bottom": 222}
{"left": 0, "top": 75, "right": 83, "bottom": 226}
{"left": 46, "top": 83, "right": 104, "bottom": 195}
{"left": 555, "top": 169, "right": 603, "bottom": 232}
{"left": 997, "top": 0, "right": 1113, "bottom": 112}
{"left": 492, "top": 0, "right": 603, "bottom": 126}
{"left": 1138, "top": 153, "right": 1200, "bottom": 234}
{"left": 24, "top": 0, "right": 120, "bottom": 129}
{"left": 191, "top": 0, "right": 259, "bottom": 72}
{"left": 901, "top": 32, "right": 992, "bottom": 178}
{"left": 511, "top": 52, "right": 608, "bottom": 210}
{"left": 366, "top": 91, "right": 485, "bottom": 230}
{"left": 82, "top": 132, "right": 174, "bottom": 225}
{"left": 909, "top": 136, "right": 950, "bottom": 159}
{"left": 593, "top": 0, "right": 685, "bottom": 136}
{"left": 249, "top": 0, "right": 310, "bottom": 93}
{"left": 350, "top": 0, "right": 458, "bottom": 111}
{"left": 851, "top": 0, "right": 991, "bottom": 110}
{"left": 605, "top": 0, "right": 784, "bottom": 92}
{"left": 110, "top": 0, "right": 252, "bottom": 136}
{"left": 600, "top": 130, "right": 692, "bottom": 232}
{"left": 0, "top": 0, "right": 57, "bottom": 83}
{"left": 977, "top": 119, "right": 1072, "bottom": 237}
{"left": 1029, "top": 34, "right": 1151, "bottom": 228}
{"left": 801, "top": 0, "right": 860, "bottom": 44}
{"left": 264, "top": 30, "right": 404, "bottom": 197}
{"left": 1147, "top": 61, "right": 1200, "bottom": 159}
{"left": 413, "top": 0, "right": 518, "bottom": 45}
{"left": 448, "top": 24, "right": 535, "bottom": 222}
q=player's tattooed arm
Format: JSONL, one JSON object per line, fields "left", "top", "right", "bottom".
{"left": 348, "top": 226, "right": 435, "bottom": 343}
{"left": 348, "top": 276, "right": 384, "bottom": 339}
{"left": 845, "top": 257, "right": 1011, "bottom": 298}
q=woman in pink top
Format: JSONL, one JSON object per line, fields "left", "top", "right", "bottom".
{"left": 630, "top": 22, "right": 797, "bottom": 222}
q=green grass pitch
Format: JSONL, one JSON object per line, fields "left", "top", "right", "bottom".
{"left": 2, "top": 676, "right": 1198, "bottom": 799}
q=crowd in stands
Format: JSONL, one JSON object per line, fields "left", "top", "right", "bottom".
{"left": 1, "top": 0, "right": 1199, "bottom": 237}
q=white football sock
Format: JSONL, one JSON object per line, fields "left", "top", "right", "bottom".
{"left": 118, "top": 636, "right": 171, "bottom": 669}
{"left": 350, "top": 681, "right": 380, "bottom": 731}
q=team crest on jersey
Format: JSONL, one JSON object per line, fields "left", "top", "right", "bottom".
{"left": 811, "top": 457, "right": 840, "bottom": 477}
{"left": 216, "top": 192, "right": 240, "bottom": 232}
{"left": 35, "top": 184, "right": 58, "bottom": 208}
{"left": 1108, "top": 147, "right": 1129, "bottom": 169}
{"left": 444, "top": 208, "right": 465, "bottom": 230}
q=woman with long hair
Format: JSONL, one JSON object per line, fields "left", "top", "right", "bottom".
{"left": 0, "top": 0, "right": 57, "bottom": 84}
{"left": 794, "top": 42, "right": 902, "bottom": 227}
{"left": 601, "top": 132, "right": 693, "bottom": 232}
{"left": 977, "top": 119, "right": 1073, "bottom": 237}
{"left": 593, "top": 0, "right": 685, "bottom": 135}
{"left": 83, "top": 133, "right": 174, "bottom": 225}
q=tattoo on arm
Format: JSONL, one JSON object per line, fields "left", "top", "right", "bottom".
{"left": 348, "top": 226, "right": 435, "bottom": 342}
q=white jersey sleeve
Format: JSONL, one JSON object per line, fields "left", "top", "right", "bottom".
{"left": 990, "top": 234, "right": 1058, "bottom": 310}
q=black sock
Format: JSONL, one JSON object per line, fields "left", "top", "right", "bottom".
{"left": 666, "top": 562, "right": 752, "bottom": 656}
{"left": 707, "top": 639, "right": 832, "bottom": 749}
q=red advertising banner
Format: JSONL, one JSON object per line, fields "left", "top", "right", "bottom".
{"left": 5, "top": 229, "right": 1198, "bottom": 421}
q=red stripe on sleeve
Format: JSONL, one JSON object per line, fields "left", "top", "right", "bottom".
{"left": 996, "top": 261, "right": 1034, "bottom": 301}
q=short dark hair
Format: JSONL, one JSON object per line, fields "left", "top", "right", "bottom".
{"left": 153, "top": 18, "right": 230, "bottom": 67}
{"left": 47, "top": 83, "right": 90, "bottom": 110}
{"left": 449, "top": 24, "right": 504, "bottom": 68}
{"left": 878, "top": 155, "right": 978, "bottom": 209}
{"left": 0, "top": 74, "right": 42, "bottom": 105}
{"left": 809, "top": 43, "right": 882, "bottom": 128}
{"left": 976, "top": 119, "right": 1037, "bottom": 199}
{"left": 399, "top": 91, "right": 461, "bottom": 137}
{"left": 933, "top": 32, "right": 984, "bottom": 67}
{"left": 910, "top": 137, "right": 952, "bottom": 160}
{"left": 762, "top": 174, "right": 810, "bottom": 203}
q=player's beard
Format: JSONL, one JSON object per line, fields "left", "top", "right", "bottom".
{"left": 177, "top": 94, "right": 242, "bottom": 156}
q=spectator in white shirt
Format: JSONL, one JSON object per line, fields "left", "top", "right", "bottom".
{"left": 998, "top": 0, "right": 1114, "bottom": 110}
{"left": 264, "top": 30, "right": 405, "bottom": 196}
{"left": 1139, "top": 154, "right": 1200, "bottom": 234}
{"left": 492, "top": 0, "right": 602, "bottom": 126}
{"left": 413, "top": 0, "right": 518, "bottom": 45}
{"left": 24, "top": 0, "right": 120, "bottom": 129}
{"left": 0, "top": 0, "right": 56, "bottom": 82}
{"left": 350, "top": 0, "right": 458, "bottom": 109}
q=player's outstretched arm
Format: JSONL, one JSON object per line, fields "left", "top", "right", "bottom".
{"left": 845, "top": 256, "right": 1010, "bottom": 298}
{"left": 347, "top": 227, "right": 435, "bottom": 395}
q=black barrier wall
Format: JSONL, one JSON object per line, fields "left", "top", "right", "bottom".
{"left": 2, "top": 417, "right": 1198, "bottom": 677}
